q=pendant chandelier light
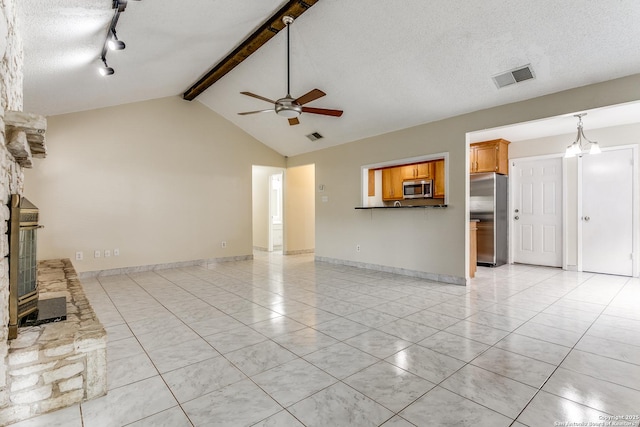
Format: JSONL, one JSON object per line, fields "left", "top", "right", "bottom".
{"left": 564, "top": 113, "right": 601, "bottom": 158}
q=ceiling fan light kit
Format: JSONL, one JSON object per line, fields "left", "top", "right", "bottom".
{"left": 238, "top": 15, "right": 343, "bottom": 126}
{"left": 275, "top": 97, "right": 302, "bottom": 118}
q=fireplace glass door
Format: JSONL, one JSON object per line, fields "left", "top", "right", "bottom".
{"left": 19, "top": 227, "right": 38, "bottom": 300}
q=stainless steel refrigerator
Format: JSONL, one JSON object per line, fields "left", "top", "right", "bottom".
{"left": 470, "top": 172, "right": 508, "bottom": 267}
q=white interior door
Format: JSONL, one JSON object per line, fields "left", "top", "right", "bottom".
{"left": 581, "top": 148, "right": 633, "bottom": 276}
{"left": 512, "top": 157, "right": 563, "bottom": 267}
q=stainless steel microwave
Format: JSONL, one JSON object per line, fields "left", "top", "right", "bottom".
{"left": 403, "top": 180, "right": 433, "bottom": 199}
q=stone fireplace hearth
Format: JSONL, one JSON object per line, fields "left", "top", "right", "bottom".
{"left": 1, "top": 259, "right": 107, "bottom": 425}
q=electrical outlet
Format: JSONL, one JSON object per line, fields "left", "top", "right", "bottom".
{"left": 104, "top": 250, "right": 111, "bottom": 257}
{"left": 221, "top": 241, "right": 227, "bottom": 248}
{"left": 94, "top": 250, "right": 101, "bottom": 258}
{"left": 113, "top": 248, "right": 120, "bottom": 256}
{"left": 75, "top": 251, "right": 83, "bottom": 261}
{"left": 356, "top": 244, "right": 361, "bottom": 252}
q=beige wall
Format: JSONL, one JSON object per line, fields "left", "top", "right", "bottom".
{"left": 288, "top": 74, "right": 640, "bottom": 284}
{"left": 284, "top": 164, "right": 315, "bottom": 254}
{"left": 252, "top": 165, "right": 284, "bottom": 250}
{"left": 24, "top": 96, "right": 285, "bottom": 273}
{"left": 22, "top": 74, "right": 640, "bottom": 281}
{"left": 509, "top": 122, "right": 640, "bottom": 268}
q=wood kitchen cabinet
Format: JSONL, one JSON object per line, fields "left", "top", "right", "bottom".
{"left": 433, "top": 159, "right": 445, "bottom": 198}
{"left": 470, "top": 139, "right": 510, "bottom": 175}
{"left": 382, "top": 167, "right": 403, "bottom": 200}
{"left": 368, "top": 169, "right": 375, "bottom": 196}
{"left": 402, "top": 162, "right": 433, "bottom": 180}
{"left": 470, "top": 220, "right": 478, "bottom": 278}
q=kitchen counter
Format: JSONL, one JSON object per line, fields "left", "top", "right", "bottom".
{"left": 355, "top": 205, "right": 448, "bottom": 209}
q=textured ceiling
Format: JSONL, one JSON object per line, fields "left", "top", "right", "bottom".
{"left": 18, "top": 0, "right": 640, "bottom": 156}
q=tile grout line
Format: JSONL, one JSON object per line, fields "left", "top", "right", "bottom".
{"left": 97, "top": 273, "right": 198, "bottom": 426}
{"left": 506, "top": 273, "right": 634, "bottom": 425}
{"left": 138, "top": 265, "right": 323, "bottom": 426}
{"left": 83, "top": 259, "right": 636, "bottom": 427}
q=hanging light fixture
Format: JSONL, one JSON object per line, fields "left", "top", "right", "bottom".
{"left": 107, "top": 29, "right": 126, "bottom": 51}
{"left": 564, "top": 113, "right": 601, "bottom": 158}
{"left": 97, "top": 0, "right": 140, "bottom": 76}
{"left": 99, "top": 57, "right": 115, "bottom": 76}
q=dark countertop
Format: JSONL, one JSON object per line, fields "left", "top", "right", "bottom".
{"left": 355, "top": 205, "right": 448, "bottom": 209}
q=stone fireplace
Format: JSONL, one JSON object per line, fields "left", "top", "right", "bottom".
{"left": 3, "top": 260, "right": 107, "bottom": 424}
{"left": 0, "top": 2, "right": 107, "bottom": 423}
{"left": 1, "top": 0, "right": 27, "bottom": 420}
{"left": 0, "top": 98, "right": 108, "bottom": 427}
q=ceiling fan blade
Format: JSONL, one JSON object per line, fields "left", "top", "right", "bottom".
{"left": 238, "top": 109, "right": 274, "bottom": 115}
{"left": 288, "top": 117, "right": 300, "bottom": 126}
{"left": 295, "top": 89, "right": 326, "bottom": 105}
{"left": 240, "top": 92, "right": 276, "bottom": 104}
{"left": 302, "top": 107, "right": 343, "bottom": 117}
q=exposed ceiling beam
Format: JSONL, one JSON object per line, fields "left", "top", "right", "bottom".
{"left": 183, "top": 0, "right": 319, "bottom": 101}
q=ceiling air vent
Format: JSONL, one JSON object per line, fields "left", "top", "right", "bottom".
{"left": 492, "top": 64, "right": 535, "bottom": 89}
{"left": 306, "top": 132, "right": 323, "bottom": 142}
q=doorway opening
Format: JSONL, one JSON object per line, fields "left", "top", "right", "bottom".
{"left": 467, "top": 101, "right": 640, "bottom": 278}
{"left": 283, "top": 164, "right": 315, "bottom": 255}
{"left": 252, "top": 166, "right": 285, "bottom": 253}
{"left": 252, "top": 164, "right": 316, "bottom": 256}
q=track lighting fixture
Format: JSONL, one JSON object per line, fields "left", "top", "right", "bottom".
{"left": 99, "top": 58, "right": 115, "bottom": 76}
{"left": 98, "top": 0, "right": 140, "bottom": 76}
{"left": 108, "top": 30, "right": 126, "bottom": 51}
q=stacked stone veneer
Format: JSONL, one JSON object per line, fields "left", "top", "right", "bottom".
{"left": 1, "top": 0, "right": 25, "bottom": 417}
{"left": 1, "top": 259, "right": 107, "bottom": 424}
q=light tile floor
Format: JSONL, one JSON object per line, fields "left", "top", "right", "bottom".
{"left": 8, "top": 252, "right": 640, "bottom": 427}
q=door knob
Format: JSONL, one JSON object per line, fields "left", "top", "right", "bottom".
{"left": 583, "top": 216, "right": 590, "bottom": 221}
{"left": 514, "top": 209, "right": 519, "bottom": 213}
{"left": 514, "top": 216, "right": 519, "bottom": 220}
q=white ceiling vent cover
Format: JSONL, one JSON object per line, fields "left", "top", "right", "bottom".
{"left": 492, "top": 64, "right": 535, "bottom": 88}
{"left": 306, "top": 132, "right": 323, "bottom": 141}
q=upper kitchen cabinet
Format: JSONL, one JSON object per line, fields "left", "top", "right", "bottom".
{"left": 368, "top": 169, "right": 375, "bottom": 196}
{"left": 470, "top": 139, "right": 510, "bottom": 175}
{"left": 382, "top": 167, "right": 404, "bottom": 200}
{"left": 402, "top": 162, "right": 433, "bottom": 180}
{"left": 366, "top": 155, "right": 448, "bottom": 207}
{"left": 433, "top": 159, "right": 445, "bottom": 198}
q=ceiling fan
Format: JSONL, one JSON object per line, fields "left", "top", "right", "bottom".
{"left": 238, "top": 15, "right": 343, "bottom": 126}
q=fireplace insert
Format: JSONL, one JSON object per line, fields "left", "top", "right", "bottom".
{"left": 8, "top": 194, "right": 41, "bottom": 339}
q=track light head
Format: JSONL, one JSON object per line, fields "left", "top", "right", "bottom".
{"left": 108, "top": 30, "right": 126, "bottom": 50}
{"left": 99, "top": 65, "right": 115, "bottom": 76}
{"left": 99, "top": 58, "right": 115, "bottom": 76}
{"left": 108, "top": 39, "right": 126, "bottom": 50}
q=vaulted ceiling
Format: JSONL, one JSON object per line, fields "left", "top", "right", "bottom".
{"left": 18, "top": 0, "right": 640, "bottom": 156}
